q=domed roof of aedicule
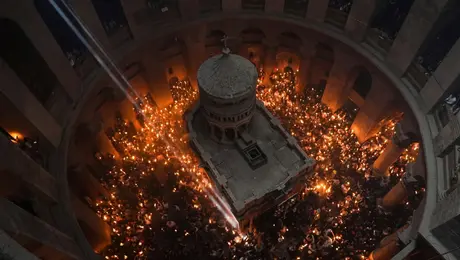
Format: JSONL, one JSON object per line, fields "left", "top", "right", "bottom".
{"left": 197, "top": 53, "right": 258, "bottom": 99}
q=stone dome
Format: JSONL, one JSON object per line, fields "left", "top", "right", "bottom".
{"left": 197, "top": 53, "right": 258, "bottom": 99}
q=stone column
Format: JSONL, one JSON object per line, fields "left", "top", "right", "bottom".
{"left": 386, "top": 0, "right": 452, "bottom": 77}
{"left": 119, "top": 98, "right": 142, "bottom": 131}
{"left": 222, "top": 0, "right": 241, "bottom": 12}
{"left": 372, "top": 123, "right": 416, "bottom": 176}
{"left": 0, "top": 230, "right": 40, "bottom": 260}
{"left": 419, "top": 38, "right": 460, "bottom": 113}
{"left": 71, "top": 195, "right": 111, "bottom": 253}
{"left": 183, "top": 24, "right": 207, "bottom": 90}
{"left": 345, "top": 0, "right": 376, "bottom": 42}
{"left": 351, "top": 79, "right": 394, "bottom": 143}
{"left": 68, "top": 164, "right": 109, "bottom": 200}
{"left": 96, "top": 131, "right": 120, "bottom": 159}
{"left": 297, "top": 45, "right": 315, "bottom": 93}
{"left": 265, "top": 0, "right": 284, "bottom": 14}
{"left": 369, "top": 239, "right": 400, "bottom": 260}
{"left": 0, "top": 198, "right": 84, "bottom": 260}
{"left": 67, "top": 0, "right": 111, "bottom": 51}
{"left": 178, "top": 0, "right": 200, "bottom": 21}
{"left": 321, "top": 51, "right": 356, "bottom": 112}
{"left": 120, "top": 0, "right": 146, "bottom": 40}
{"left": 379, "top": 163, "right": 421, "bottom": 210}
{"left": 306, "top": 0, "right": 328, "bottom": 22}
{"left": 0, "top": 1, "right": 80, "bottom": 100}
{"left": 262, "top": 39, "right": 278, "bottom": 84}
{"left": 369, "top": 225, "right": 410, "bottom": 260}
{"left": 0, "top": 60, "right": 62, "bottom": 147}
{"left": 142, "top": 54, "right": 173, "bottom": 108}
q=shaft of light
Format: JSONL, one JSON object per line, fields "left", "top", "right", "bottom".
{"left": 51, "top": 0, "right": 239, "bottom": 230}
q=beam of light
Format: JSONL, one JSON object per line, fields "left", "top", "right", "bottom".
{"left": 50, "top": 0, "right": 239, "bottom": 230}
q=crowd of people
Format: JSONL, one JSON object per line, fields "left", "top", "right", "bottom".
{"left": 92, "top": 68, "right": 424, "bottom": 260}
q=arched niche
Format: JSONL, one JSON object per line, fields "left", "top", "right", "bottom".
{"left": 240, "top": 28, "right": 266, "bottom": 44}
{"left": 276, "top": 52, "right": 301, "bottom": 72}
{"left": 278, "top": 31, "right": 302, "bottom": 50}
{"left": 349, "top": 67, "right": 372, "bottom": 99}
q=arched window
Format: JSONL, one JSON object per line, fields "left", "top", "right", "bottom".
{"left": 242, "top": 0, "right": 265, "bottom": 11}
{"left": 0, "top": 19, "right": 59, "bottom": 105}
{"left": 284, "top": 0, "right": 309, "bottom": 17}
{"left": 352, "top": 69, "right": 372, "bottom": 99}
{"left": 417, "top": 1, "right": 460, "bottom": 74}
{"left": 370, "top": 0, "right": 415, "bottom": 40}
{"left": 241, "top": 28, "right": 265, "bottom": 44}
{"left": 91, "top": 0, "right": 132, "bottom": 37}
{"left": 34, "top": 0, "right": 89, "bottom": 69}
{"left": 405, "top": 1, "right": 460, "bottom": 90}
{"left": 326, "top": 0, "right": 353, "bottom": 29}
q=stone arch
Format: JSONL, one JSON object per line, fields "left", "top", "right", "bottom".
{"left": 278, "top": 31, "right": 302, "bottom": 50}
{"left": 275, "top": 52, "right": 301, "bottom": 72}
{"left": 240, "top": 27, "right": 266, "bottom": 44}
{"left": 307, "top": 43, "right": 335, "bottom": 97}
{"left": 0, "top": 18, "right": 60, "bottom": 105}
{"left": 159, "top": 36, "right": 188, "bottom": 82}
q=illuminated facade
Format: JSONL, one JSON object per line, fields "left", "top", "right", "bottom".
{"left": 0, "top": 0, "right": 459, "bottom": 259}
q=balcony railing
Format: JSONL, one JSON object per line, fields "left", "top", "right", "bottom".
{"left": 133, "top": 0, "right": 181, "bottom": 26}
{"left": 283, "top": 0, "right": 308, "bottom": 18}
{"left": 404, "top": 61, "right": 431, "bottom": 92}
{"left": 242, "top": 0, "right": 265, "bottom": 11}
{"left": 200, "top": 0, "right": 222, "bottom": 14}
{"left": 364, "top": 28, "right": 394, "bottom": 54}
{"left": 325, "top": 8, "right": 349, "bottom": 29}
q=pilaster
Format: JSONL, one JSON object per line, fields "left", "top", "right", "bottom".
{"left": 306, "top": 0, "right": 328, "bottom": 22}
{"left": 386, "top": 0, "right": 451, "bottom": 77}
